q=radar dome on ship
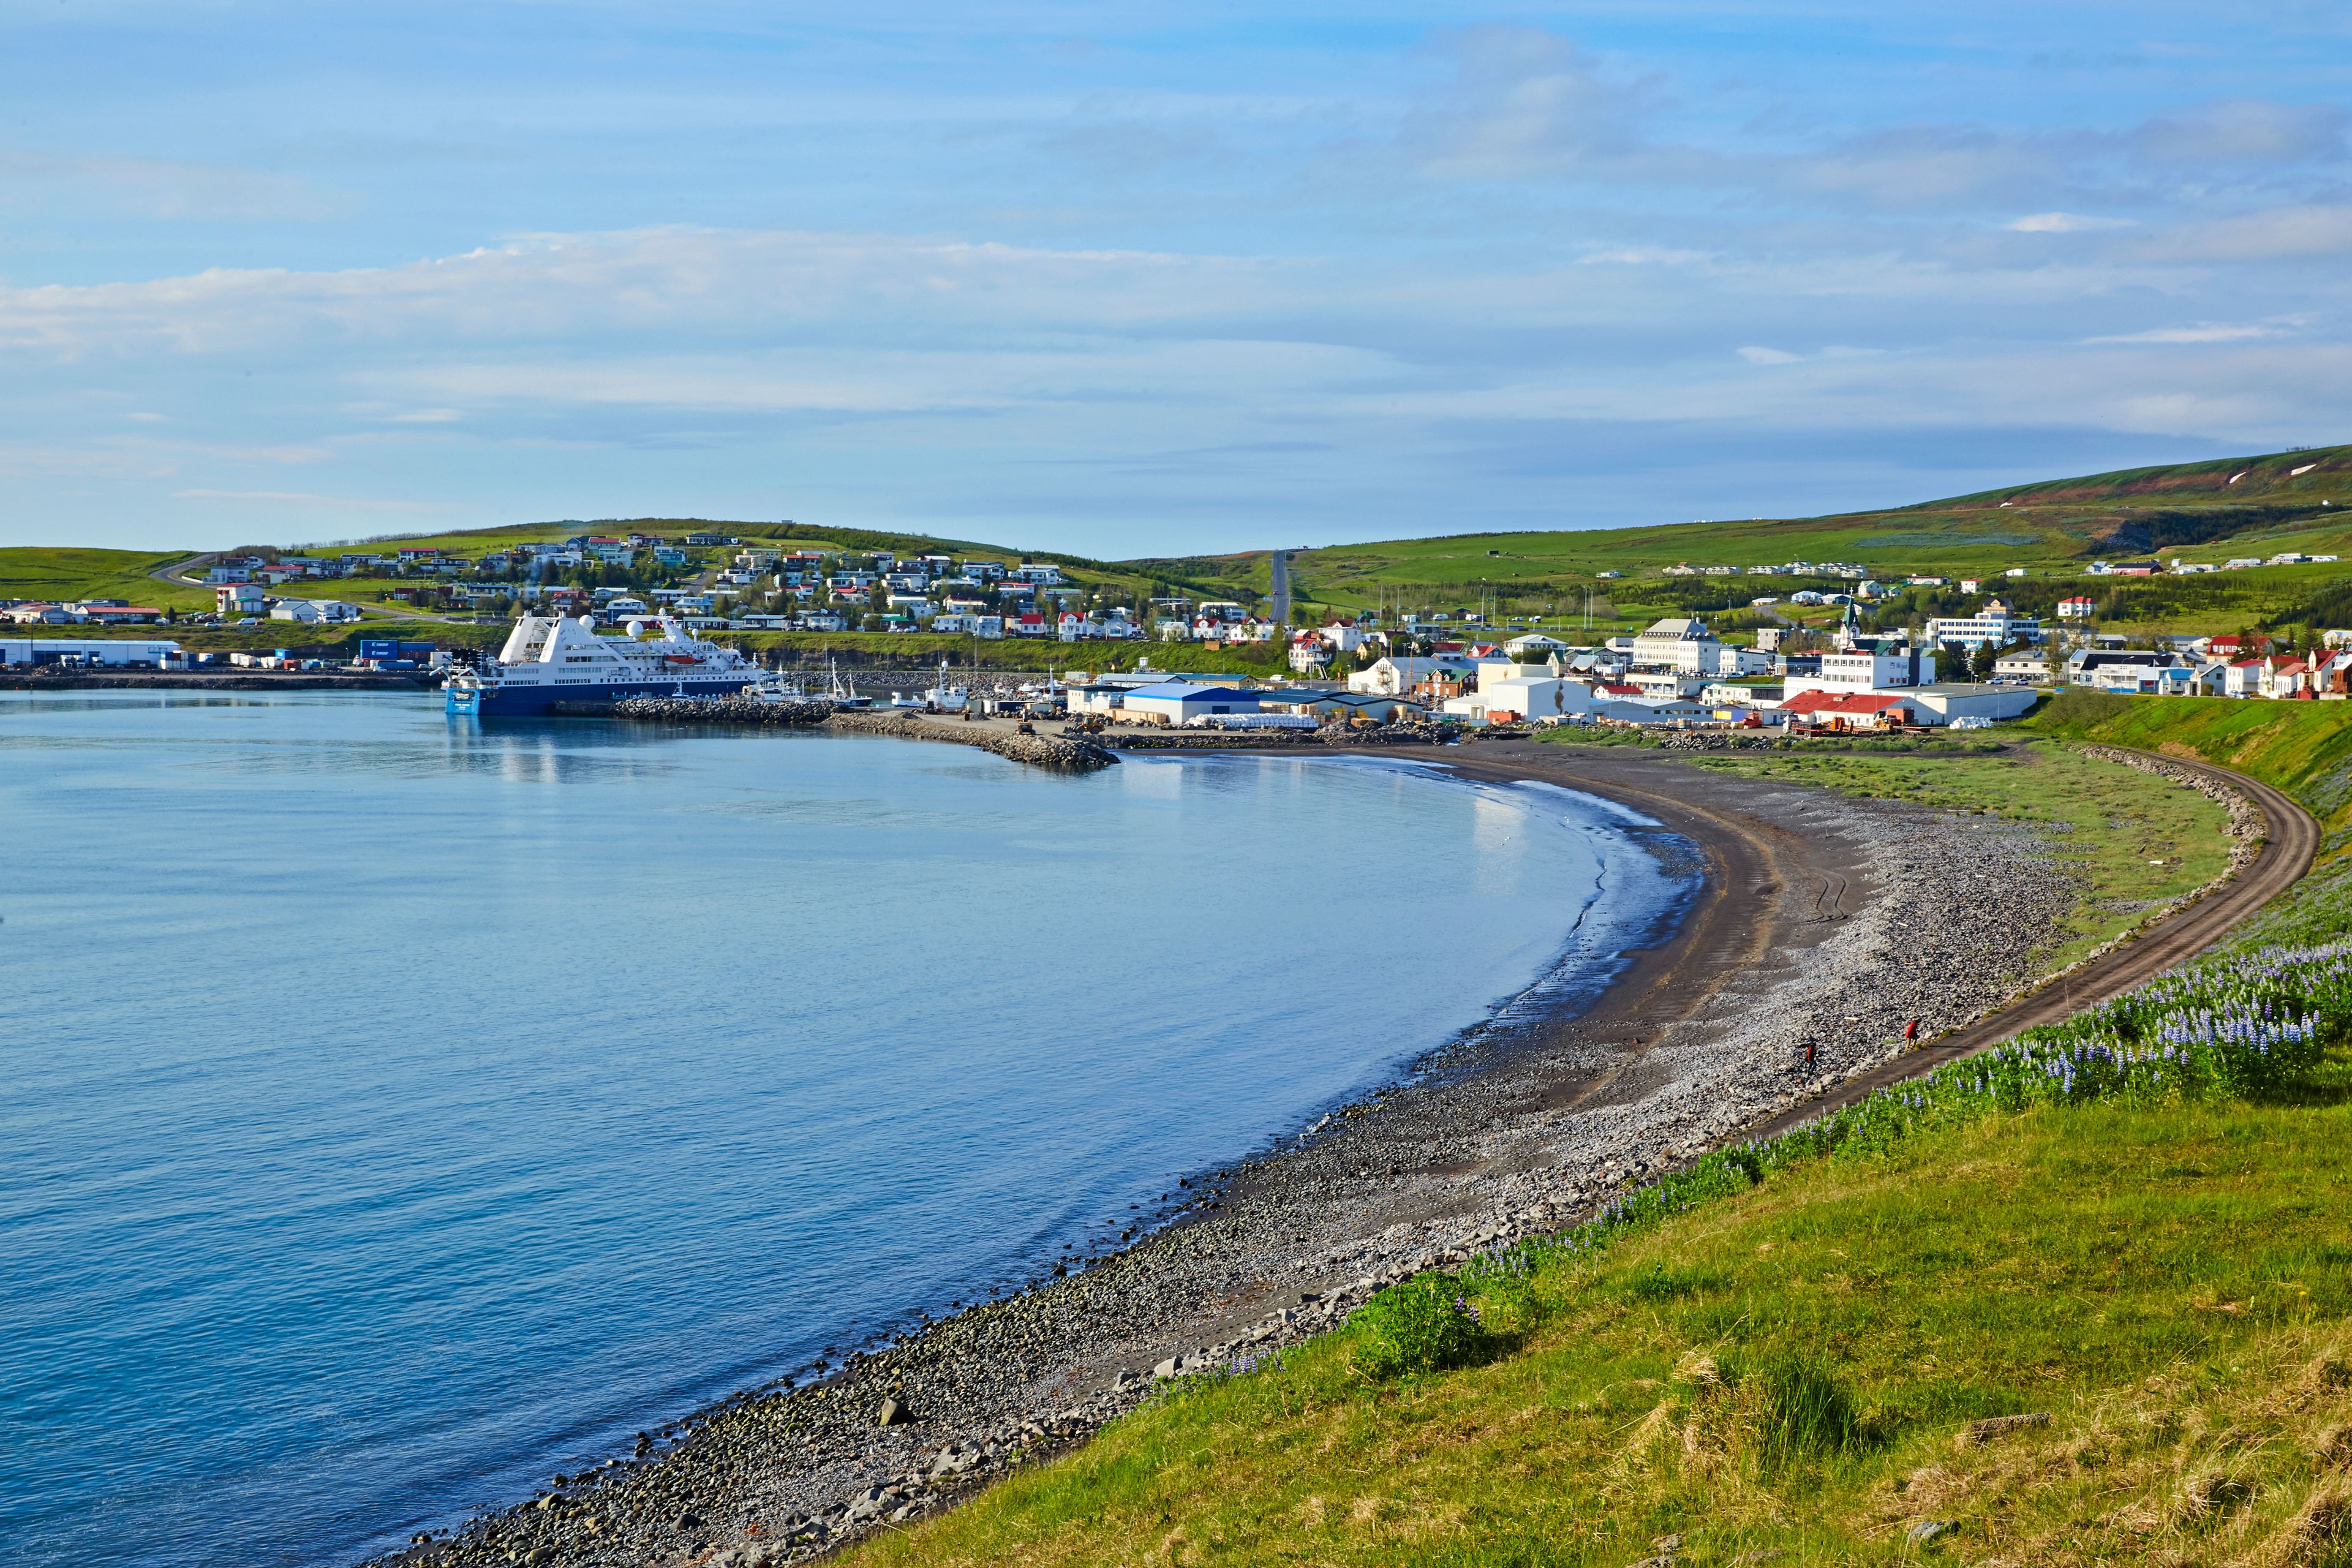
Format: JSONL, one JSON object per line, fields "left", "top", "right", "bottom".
{"left": 625, "top": 619, "right": 646, "bottom": 637}
{"left": 578, "top": 614, "right": 596, "bottom": 630}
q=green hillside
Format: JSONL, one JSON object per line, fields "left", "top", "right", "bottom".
{"left": 852, "top": 1096, "right": 2352, "bottom": 1568}
{"left": 8, "top": 444, "right": 2351, "bottom": 643}
{"left": 1136, "top": 443, "right": 2352, "bottom": 628}
{"left": 0, "top": 547, "right": 214, "bottom": 613}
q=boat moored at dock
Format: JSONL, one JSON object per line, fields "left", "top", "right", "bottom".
{"left": 445, "top": 613, "right": 765, "bottom": 717}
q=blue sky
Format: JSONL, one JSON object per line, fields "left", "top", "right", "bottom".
{"left": 2, "top": 2, "right": 2348, "bottom": 555}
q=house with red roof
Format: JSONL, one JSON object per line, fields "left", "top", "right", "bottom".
{"left": 1779, "top": 690, "right": 1920, "bottom": 730}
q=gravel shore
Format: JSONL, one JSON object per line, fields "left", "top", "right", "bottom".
{"left": 369, "top": 748, "right": 2098, "bottom": 1568}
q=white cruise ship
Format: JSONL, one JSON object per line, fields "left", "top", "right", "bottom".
{"left": 445, "top": 613, "right": 766, "bottom": 717}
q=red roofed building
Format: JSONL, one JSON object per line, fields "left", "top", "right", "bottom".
{"left": 1780, "top": 690, "right": 1919, "bottom": 730}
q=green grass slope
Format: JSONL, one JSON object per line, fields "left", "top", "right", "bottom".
{"left": 854, "top": 1098, "right": 2352, "bottom": 1568}
{"left": 0, "top": 546, "right": 214, "bottom": 612}
{"left": 10, "top": 444, "right": 2350, "bottom": 636}
{"left": 1130, "top": 443, "right": 2352, "bottom": 625}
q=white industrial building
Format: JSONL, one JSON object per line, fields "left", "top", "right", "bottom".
{"left": 1121, "top": 681, "right": 1264, "bottom": 725}
{"left": 1, "top": 638, "right": 183, "bottom": 667}
{"left": 1924, "top": 598, "right": 2041, "bottom": 649}
{"left": 1782, "top": 647, "right": 1935, "bottom": 699}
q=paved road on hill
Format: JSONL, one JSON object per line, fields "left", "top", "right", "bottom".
{"left": 149, "top": 552, "right": 214, "bottom": 587}
{"left": 1744, "top": 745, "right": 2321, "bottom": 1141}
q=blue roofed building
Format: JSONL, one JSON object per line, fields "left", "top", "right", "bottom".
{"left": 1120, "top": 680, "right": 1263, "bottom": 725}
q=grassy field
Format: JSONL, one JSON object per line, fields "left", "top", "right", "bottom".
{"left": 2024, "top": 693, "right": 2352, "bottom": 850}
{"left": 1128, "top": 443, "right": 2352, "bottom": 627}
{"left": 850, "top": 1096, "right": 2352, "bottom": 1568}
{"left": 0, "top": 546, "right": 214, "bottom": 612}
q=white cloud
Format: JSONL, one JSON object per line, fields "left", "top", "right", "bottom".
{"left": 2084, "top": 322, "right": 2287, "bottom": 344}
{"left": 1737, "top": 345, "right": 1800, "bottom": 364}
{"left": 1577, "top": 247, "right": 1708, "bottom": 266}
{"left": 0, "top": 227, "right": 1295, "bottom": 360}
{"left": 1401, "top": 27, "right": 1696, "bottom": 180}
{"left": 2007, "top": 212, "right": 2134, "bottom": 233}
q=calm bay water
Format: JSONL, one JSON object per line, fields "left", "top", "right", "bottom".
{"left": 0, "top": 693, "right": 1682, "bottom": 1567}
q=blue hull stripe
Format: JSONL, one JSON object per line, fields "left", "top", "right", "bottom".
{"left": 446, "top": 679, "right": 752, "bottom": 717}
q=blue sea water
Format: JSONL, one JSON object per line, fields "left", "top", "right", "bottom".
{"left": 0, "top": 693, "right": 1685, "bottom": 1567}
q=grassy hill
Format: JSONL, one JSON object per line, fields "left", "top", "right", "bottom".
{"left": 9, "top": 444, "right": 2352, "bottom": 646}
{"left": 1142, "top": 443, "right": 2352, "bottom": 630}
{"left": 0, "top": 547, "right": 214, "bottom": 613}
{"left": 851, "top": 1096, "right": 2352, "bottom": 1568}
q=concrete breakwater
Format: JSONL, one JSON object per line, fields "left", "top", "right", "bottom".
{"left": 581, "top": 696, "right": 1120, "bottom": 772}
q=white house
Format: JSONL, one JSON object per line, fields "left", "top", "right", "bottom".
{"left": 1349, "top": 654, "right": 1475, "bottom": 696}
{"left": 1469, "top": 676, "right": 1586, "bottom": 724}
{"left": 1626, "top": 670, "right": 1707, "bottom": 699}
{"left": 1700, "top": 644, "right": 1777, "bottom": 677}
{"left": 2068, "top": 650, "right": 2193, "bottom": 693}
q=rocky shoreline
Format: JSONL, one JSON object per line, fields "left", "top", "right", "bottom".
{"left": 360, "top": 743, "right": 2247, "bottom": 1568}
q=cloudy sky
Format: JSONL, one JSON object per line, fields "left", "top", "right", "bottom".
{"left": 2, "top": 2, "right": 2347, "bottom": 554}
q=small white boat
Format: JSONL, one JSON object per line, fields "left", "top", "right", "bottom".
{"left": 745, "top": 670, "right": 810, "bottom": 702}
{"left": 924, "top": 658, "right": 970, "bottom": 712}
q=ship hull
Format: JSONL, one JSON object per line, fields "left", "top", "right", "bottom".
{"left": 447, "top": 676, "right": 752, "bottom": 717}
